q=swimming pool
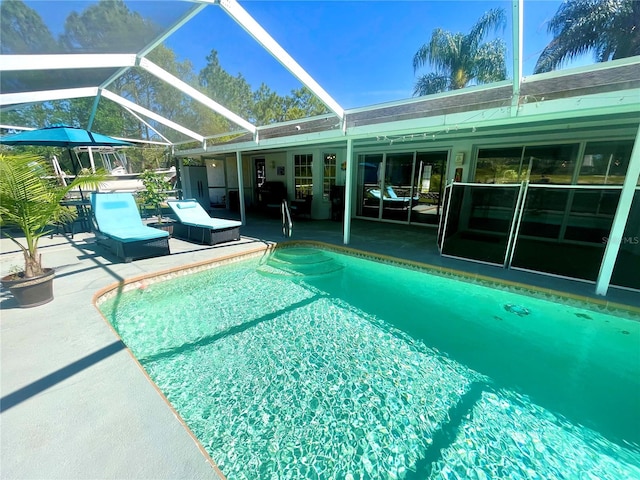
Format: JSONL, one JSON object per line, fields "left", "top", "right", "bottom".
{"left": 98, "top": 245, "right": 640, "bottom": 479}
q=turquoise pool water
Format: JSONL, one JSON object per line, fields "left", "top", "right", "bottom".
{"left": 99, "top": 247, "right": 640, "bottom": 479}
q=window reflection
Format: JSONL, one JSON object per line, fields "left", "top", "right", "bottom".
{"left": 525, "top": 144, "right": 577, "bottom": 184}
{"left": 474, "top": 147, "right": 523, "bottom": 184}
{"left": 356, "top": 151, "right": 446, "bottom": 224}
{"left": 322, "top": 153, "right": 337, "bottom": 201}
{"left": 611, "top": 190, "right": 640, "bottom": 290}
{"left": 294, "top": 154, "right": 313, "bottom": 199}
{"left": 358, "top": 154, "right": 383, "bottom": 218}
{"left": 578, "top": 141, "right": 633, "bottom": 185}
{"left": 475, "top": 144, "right": 578, "bottom": 184}
{"left": 474, "top": 140, "right": 636, "bottom": 187}
{"left": 411, "top": 152, "right": 447, "bottom": 225}
{"left": 381, "top": 153, "right": 414, "bottom": 222}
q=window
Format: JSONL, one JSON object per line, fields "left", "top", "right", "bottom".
{"left": 525, "top": 144, "right": 578, "bottom": 184}
{"left": 323, "top": 153, "right": 336, "bottom": 201}
{"left": 578, "top": 140, "right": 634, "bottom": 185}
{"left": 475, "top": 144, "right": 578, "bottom": 184}
{"left": 294, "top": 154, "right": 313, "bottom": 199}
{"left": 474, "top": 147, "right": 524, "bottom": 184}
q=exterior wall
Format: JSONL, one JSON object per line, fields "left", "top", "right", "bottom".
{"left": 214, "top": 123, "right": 637, "bottom": 220}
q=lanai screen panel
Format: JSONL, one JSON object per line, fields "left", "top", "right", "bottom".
{"left": 0, "top": 0, "right": 199, "bottom": 134}
{"left": 4, "top": 0, "right": 631, "bottom": 142}
{"left": 3, "top": 0, "right": 518, "bottom": 137}
{"left": 523, "top": 0, "right": 638, "bottom": 76}
{"left": 1, "top": 1, "right": 194, "bottom": 55}
{"left": 160, "top": 2, "right": 312, "bottom": 130}
{"left": 209, "top": 0, "right": 514, "bottom": 109}
{"left": 0, "top": 69, "right": 121, "bottom": 95}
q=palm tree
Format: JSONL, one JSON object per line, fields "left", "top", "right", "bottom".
{"left": 534, "top": 0, "right": 640, "bottom": 74}
{"left": 413, "top": 8, "right": 507, "bottom": 96}
{"left": 0, "top": 154, "right": 104, "bottom": 278}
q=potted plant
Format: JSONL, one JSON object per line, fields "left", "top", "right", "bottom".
{"left": 137, "top": 169, "right": 174, "bottom": 236}
{"left": 0, "top": 153, "right": 104, "bottom": 307}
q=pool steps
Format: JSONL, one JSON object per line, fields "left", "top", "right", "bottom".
{"left": 258, "top": 247, "right": 344, "bottom": 277}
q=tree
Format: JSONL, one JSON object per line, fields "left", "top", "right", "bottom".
{"left": 2, "top": 1, "right": 333, "bottom": 146}
{"left": 199, "top": 50, "right": 254, "bottom": 123}
{"left": 137, "top": 170, "right": 171, "bottom": 223}
{"left": 284, "top": 87, "right": 330, "bottom": 120}
{"left": 252, "top": 85, "right": 330, "bottom": 124}
{"left": 413, "top": 8, "right": 507, "bottom": 96}
{"left": 60, "top": 0, "right": 160, "bottom": 53}
{"left": 252, "top": 83, "right": 287, "bottom": 124}
{"left": 534, "top": 0, "right": 640, "bottom": 73}
{"left": 0, "top": 0, "right": 57, "bottom": 53}
{"left": 0, "top": 153, "right": 104, "bottom": 278}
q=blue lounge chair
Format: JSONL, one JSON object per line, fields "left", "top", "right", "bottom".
{"left": 167, "top": 199, "right": 241, "bottom": 245}
{"left": 91, "top": 192, "right": 170, "bottom": 262}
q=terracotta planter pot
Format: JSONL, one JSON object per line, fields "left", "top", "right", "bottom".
{"left": 1, "top": 268, "right": 55, "bottom": 308}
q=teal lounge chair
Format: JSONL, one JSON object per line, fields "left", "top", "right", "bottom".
{"left": 167, "top": 199, "right": 241, "bottom": 245}
{"left": 91, "top": 192, "right": 170, "bottom": 262}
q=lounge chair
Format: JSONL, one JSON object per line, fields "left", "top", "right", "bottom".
{"left": 91, "top": 192, "right": 170, "bottom": 262}
{"left": 167, "top": 199, "right": 241, "bottom": 245}
{"left": 366, "top": 187, "right": 418, "bottom": 209}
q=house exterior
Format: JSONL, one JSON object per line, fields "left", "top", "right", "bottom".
{"left": 177, "top": 59, "right": 640, "bottom": 294}
{"left": 1, "top": 1, "right": 638, "bottom": 296}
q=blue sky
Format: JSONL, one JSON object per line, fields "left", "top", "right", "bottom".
{"left": 164, "top": 0, "right": 577, "bottom": 108}
{"left": 24, "top": 1, "right": 590, "bottom": 110}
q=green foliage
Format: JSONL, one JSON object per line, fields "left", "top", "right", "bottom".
{"left": 199, "top": 50, "right": 255, "bottom": 124}
{"left": 0, "top": 0, "right": 56, "bottom": 53}
{"left": 0, "top": 153, "right": 105, "bottom": 277}
{"left": 59, "top": 0, "right": 160, "bottom": 52}
{"left": 534, "top": 0, "right": 640, "bottom": 73}
{"left": 283, "top": 87, "right": 331, "bottom": 120}
{"left": 3, "top": 2, "right": 332, "bottom": 141}
{"left": 413, "top": 8, "right": 507, "bottom": 95}
{"left": 252, "top": 83, "right": 287, "bottom": 124}
{"left": 251, "top": 84, "right": 330, "bottom": 124}
{"left": 137, "top": 170, "right": 171, "bottom": 223}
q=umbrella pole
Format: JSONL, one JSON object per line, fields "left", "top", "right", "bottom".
{"left": 88, "top": 147, "right": 97, "bottom": 173}
{"left": 68, "top": 148, "right": 84, "bottom": 200}
{"left": 51, "top": 155, "right": 67, "bottom": 187}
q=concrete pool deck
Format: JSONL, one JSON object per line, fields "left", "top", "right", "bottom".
{"left": 1, "top": 216, "right": 638, "bottom": 479}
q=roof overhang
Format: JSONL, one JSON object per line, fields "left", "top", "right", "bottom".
{"left": 179, "top": 59, "right": 640, "bottom": 155}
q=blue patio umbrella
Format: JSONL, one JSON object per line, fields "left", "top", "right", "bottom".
{"left": 0, "top": 125, "right": 133, "bottom": 175}
{"left": 0, "top": 125, "right": 132, "bottom": 148}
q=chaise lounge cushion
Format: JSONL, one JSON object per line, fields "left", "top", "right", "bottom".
{"left": 167, "top": 199, "right": 241, "bottom": 246}
{"left": 169, "top": 200, "right": 242, "bottom": 230}
{"left": 92, "top": 194, "right": 169, "bottom": 242}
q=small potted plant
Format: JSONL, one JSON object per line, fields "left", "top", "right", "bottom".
{"left": 138, "top": 169, "right": 173, "bottom": 236}
{"left": 0, "top": 153, "right": 104, "bottom": 307}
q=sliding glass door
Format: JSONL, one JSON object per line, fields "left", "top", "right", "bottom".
{"left": 411, "top": 151, "right": 447, "bottom": 225}
{"left": 357, "top": 154, "right": 383, "bottom": 219}
{"left": 381, "top": 153, "right": 415, "bottom": 221}
{"left": 357, "top": 150, "right": 447, "bottom": 224}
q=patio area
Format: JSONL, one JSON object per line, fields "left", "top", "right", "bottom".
{"left": 1, "top": 217, "right": 638, "bottom": 479}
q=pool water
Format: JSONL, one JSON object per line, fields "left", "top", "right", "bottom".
{"left": 99, "top": 247, "right": 640, "bottom": 479}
